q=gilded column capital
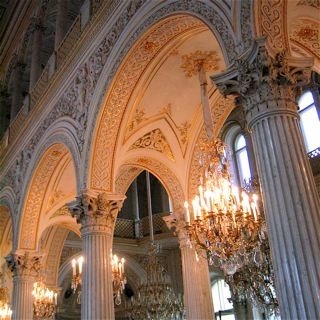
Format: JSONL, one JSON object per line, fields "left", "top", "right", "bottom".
{"left": 68, "top": 192, "right": 125, "bottom": 235}
{"left": 5, "top": 251, "right": 41, "bottom": 278}
{"left": 211, "top": 38, "right": 314, "bottom": 127}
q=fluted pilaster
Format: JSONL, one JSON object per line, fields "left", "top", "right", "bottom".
{"left": 164, "top": 214, "right": 214, "bottom": 320}
{"left": 29, "top": 19, "right": 44, "bottom": 89}
{"left": 212, "top": 38, "right": 320, "bottom": 319}
{"left": 69, "top": 192, "right": 125, "bottom": 320}
{"left": 6, "top": 252, "right": 41, "bottom": 320}
{"left": 55, "top": 0, "right": 69, "bottom": 49}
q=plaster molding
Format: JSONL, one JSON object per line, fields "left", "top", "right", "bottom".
{"left": 255, "top": 0, "right": 289, "bottom": 54}
{"left": 129, "top": 129, "right": 174, "bottom": 161}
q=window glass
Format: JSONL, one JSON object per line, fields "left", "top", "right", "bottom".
{"left": 212, "top": 279, "right": 234, "bottom": 320}
{"left": 298, "top": 91, "right": 320, "bottom": 152}
{"left": 235, "top": 135, "right": 246, "bottom": 151}
{"left": 298, "top": 91, "right": 314, "bottom": 110}
{"left": 234, "top": 134, "right": 251, "bottom": 185}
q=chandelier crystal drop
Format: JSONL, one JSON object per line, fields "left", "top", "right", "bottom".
{"left": 0, "top": 286, "right": 12, "bottom": 320}
{"left": 32, "top": 279, "right": 57, "bottom": 320}
{"left": 111, "top": 253, "right": 127, "bottom": 305}
{"left": 184, "top": 138, "right": 266, "bottom": 274}
{"left": 125, "top": 243, "right": 184, "bottom": 320}
{"left": 226, "top": 240, "right": 279, "bottom": 316}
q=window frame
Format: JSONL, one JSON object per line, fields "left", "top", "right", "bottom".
{"left": 298, "top": 89, "right": 320, "bottom": 156}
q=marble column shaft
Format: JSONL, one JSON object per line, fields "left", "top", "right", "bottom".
{"left": 10, "top": 63, "right": 24, "bottom": 120}
{"left": 131, "top": 179, "right": 141, "bottom": 238}
{"left": 69, "top": 192, "right": 124, "bottom": 320}
{"left": 6, "top": 252, "right": 41, "bottom": 320}
{"left": 82, "top": 227, "right": 113, "bottom": 319}
{"left": 212, "top": 39, "right": 320, "bottom": 319}
{"left": 29, "top": 21, "right": 44, "bottom": 90}
{"left": 163, "top": 214, "right": 214, "bottom": 320}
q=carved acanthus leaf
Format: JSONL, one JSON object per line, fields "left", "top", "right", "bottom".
{"left": 6, "top": 252, "right": 42, "bottom": 277}
{"left": 160, "top": 104, "right": 172, "bottom": 116}
{"left": 297, "top": 0, "right": 320, "bottom": 8}
{"left": 50, "top": 205, "right": 71, "bottom": 218}
{"left": 128, "top": 108, "right": 147, "bottom": 132}
{"left": 180, "top": 50, "right": 220, "bottom": 77}
{"left": 212, "top": 39, "right": 313, "bottom": 124}
{"left": 67, "top": 193, "right": 125, "bottom": 234}
{"left": 290, "top": 20, "right": 320, "bottom": 59}
{"left": 49, "top": 189, "right": 66, "bottom": 207}
{"left": 129, "top": 129, "right": 174, "bottom": 161}
{"left": 177, "top": 121, "right": 191, "bottom": 145}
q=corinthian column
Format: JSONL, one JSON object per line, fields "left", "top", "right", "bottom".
{"left": 69, "top": 192, "right": 125, "bottom": 320}
{"left": 5, "top": 252, "right": 41, "bottom": 320}
{"left": 164, "top": 214, "right": 214, "bottom": 320}
{"left": 212, "top": 38, "right": 320, "bottom": 319}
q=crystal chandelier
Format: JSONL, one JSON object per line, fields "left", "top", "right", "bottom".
{"left": 125, "top": 243, "right": 184, "bottom": 320}
{"left": 226, "top": 239, "right": 279, "bottom": 316}
{"left": 0, "top": 285, "right": 12, "bottom": 320}
{"left": 111, "top": 253, "right": 127, "bottom": 305}
{"left": 32, "top": 279, "right": 57, "bottom": 320}
{"left": 179, "top": 50, "right": 277, "bottom": 314}
{"left": 71, "top": 256, "right": 83, "bottom": 293}
{"left": 184, "top": 138, "right": 265, "bottom": 275}
{"left": 71, "top": 256, "right": 83, "bottom": 304}
{"left": 71, "top": 254, "right": 127, "bottom": 305}
{"left": 126, "top": 175, "right": 184, "bottom": 320}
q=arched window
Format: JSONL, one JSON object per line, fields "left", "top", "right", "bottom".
{"left": 212, "top": 279, "right": 234, "bottom": 320}
{"left": 298, "top": 91, "right": 320, "bottom": 154}
{"left": 234, "top": 134, "right": 251, "bottom": 185}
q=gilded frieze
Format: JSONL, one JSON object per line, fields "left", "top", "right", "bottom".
{"left": 257, "top": 0, "right": 288, "bottom": 52}
{"left": 20, "top": 145, "right": 67, "bottom": 249}
{"left": 297, "top": 0, "right": 320, "bottom": 9}
{"left": 129, "top": 129, "right": 174, "bottom": 161}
